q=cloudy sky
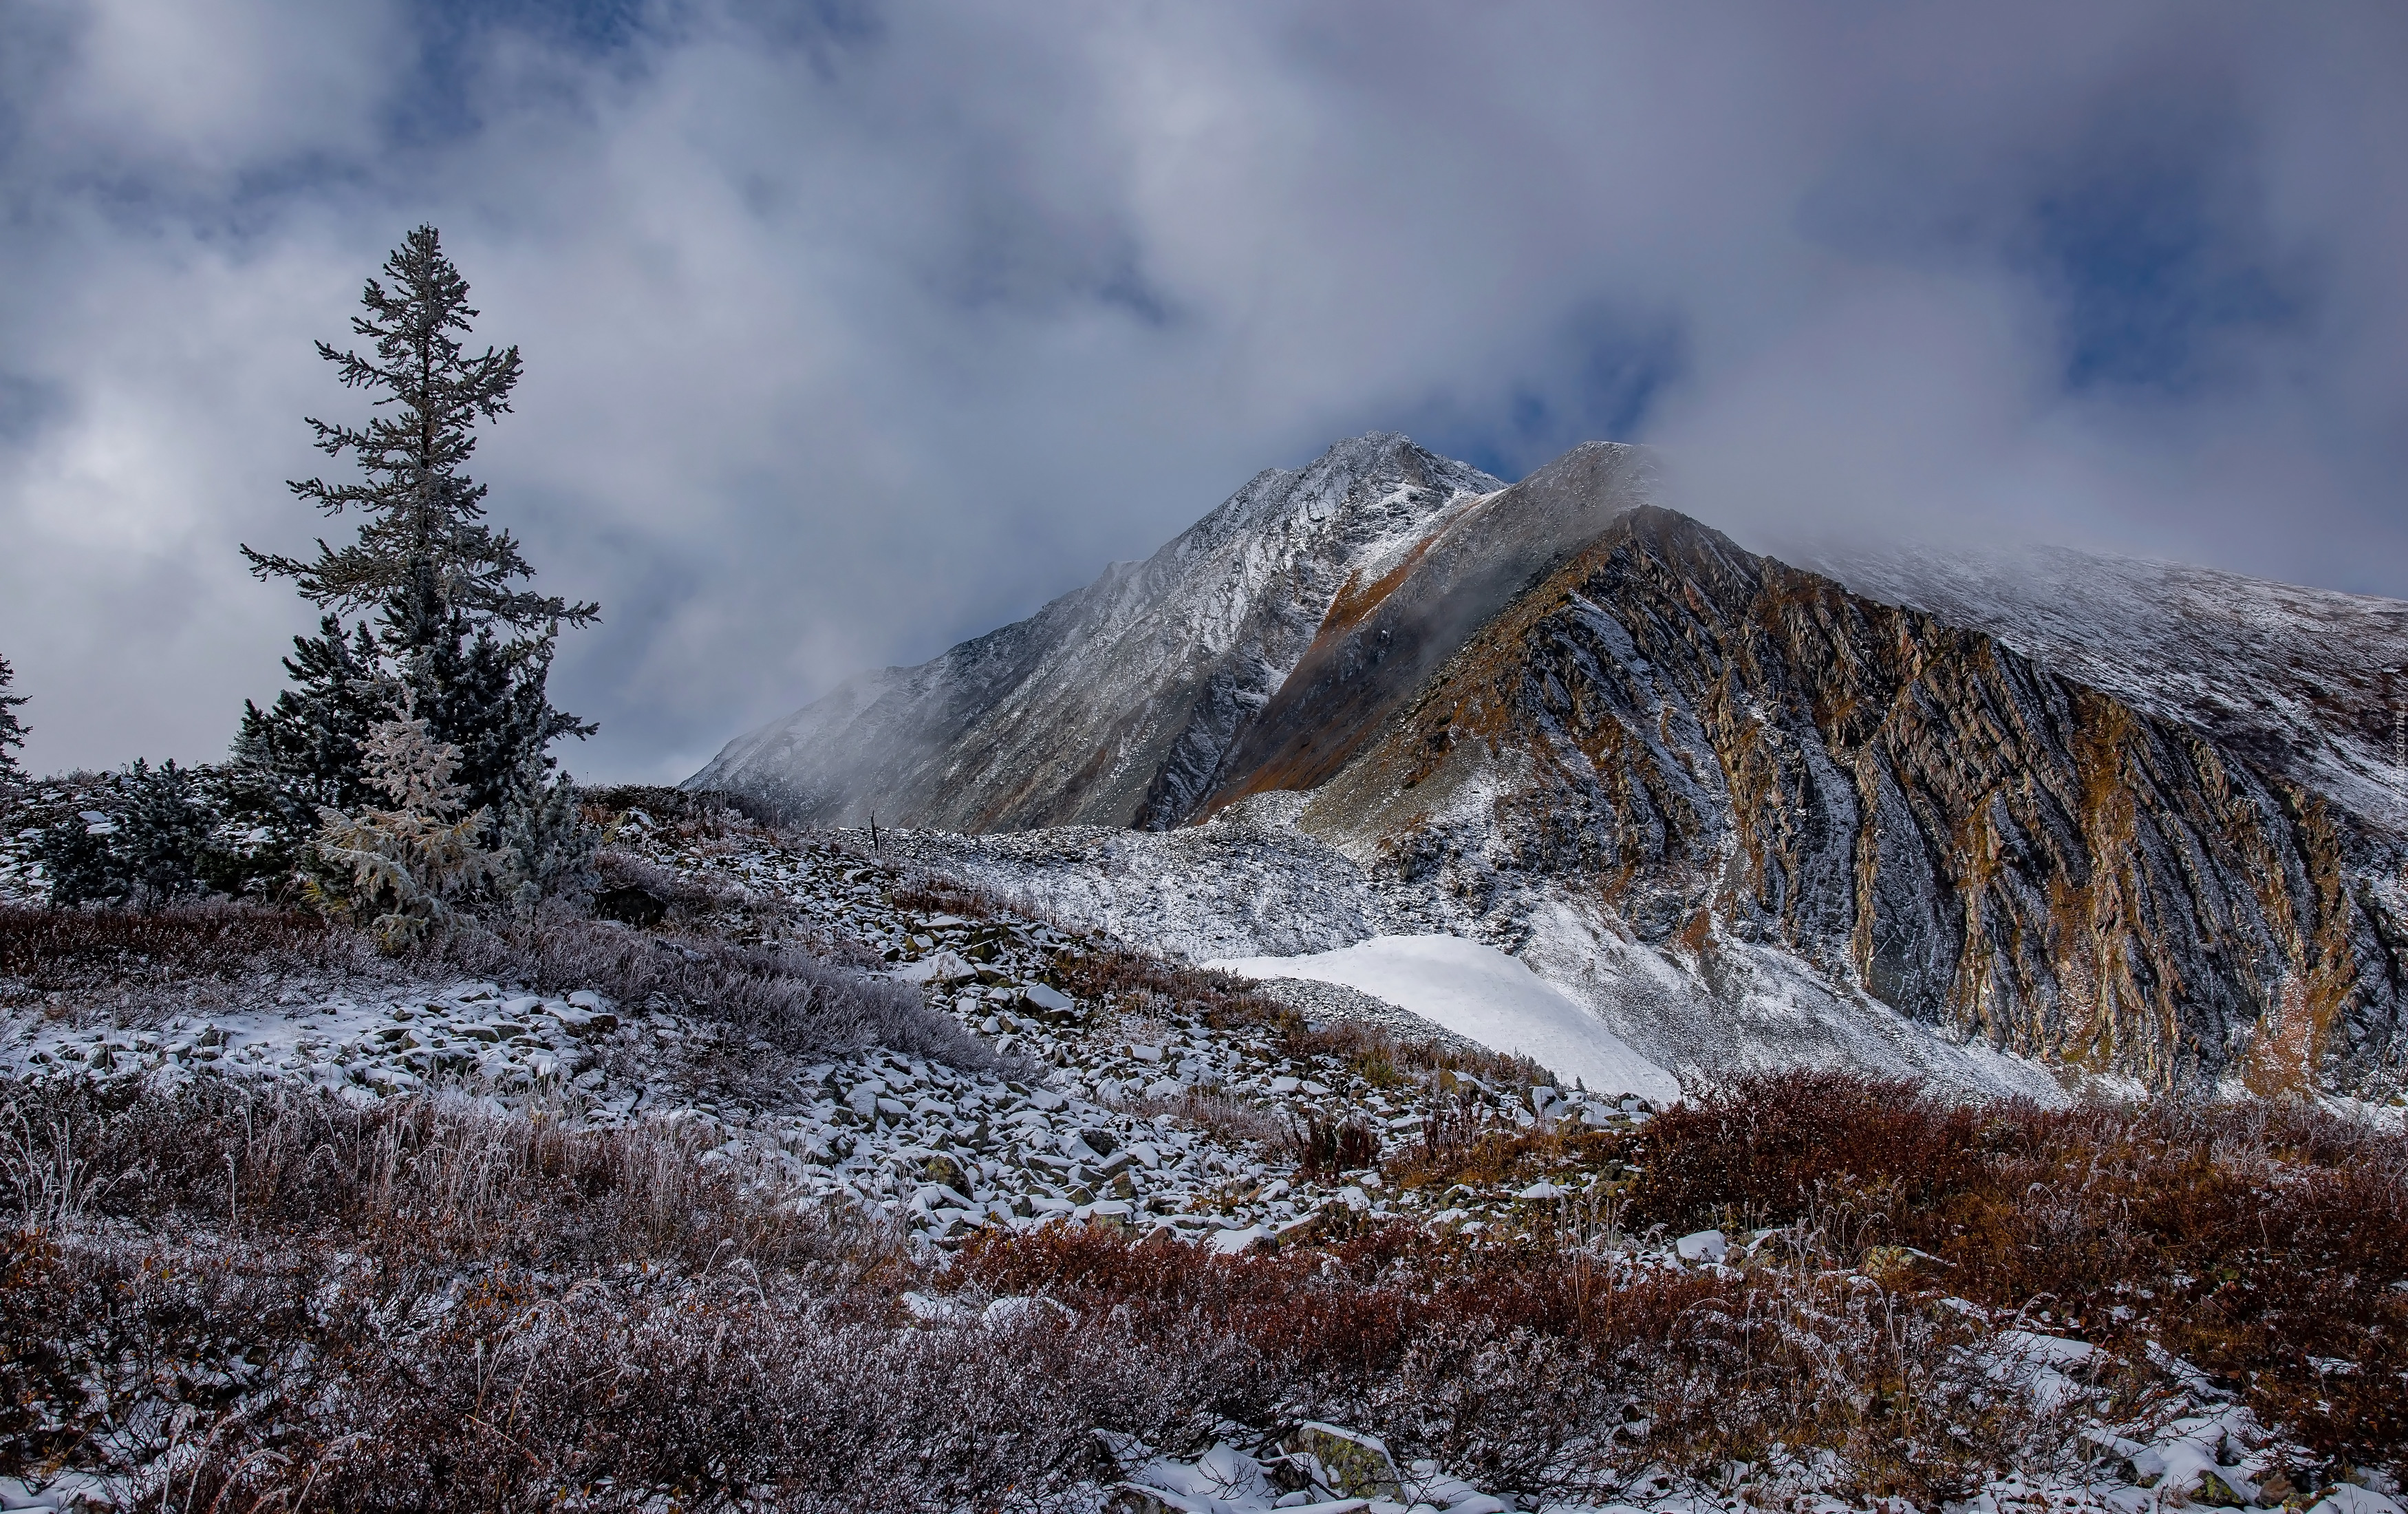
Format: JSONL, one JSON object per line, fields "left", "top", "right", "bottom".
{"left": 3, "top": 1, "right": 2403, "bottom": 781}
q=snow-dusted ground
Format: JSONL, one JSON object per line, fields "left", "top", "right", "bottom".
{"left": 1207, "top": 935, "right": 1678, "bottom": 1103}
{"left": 1516, "top": 899, "right": 2081, "bottom": 1105}
{"left": 0, "top": 830, "right": 1642, "bottom": 1255}
{"left": 885, "top": 808, "right": 2087, "bottom": 1105}
{"left": 5, "top": 821, "right": 2400, "bottom": 1512}
{"left": 1096, "top": 1385, "right": 2407, "bottom": 1514}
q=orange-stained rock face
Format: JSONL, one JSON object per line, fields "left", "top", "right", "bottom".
{"left": 1251, "top": 504, "right": 2400, "bottom": 1094}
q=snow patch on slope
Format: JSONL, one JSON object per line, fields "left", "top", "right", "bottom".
{"left": 1520, "top": 899, "right": 2076, "bottom": 1104}
{"left": 1207, "top": 934, "right": 1679, "bottom": 1100}
{"left": 890, "top": 809, "right": 2078, "bottom": 1103}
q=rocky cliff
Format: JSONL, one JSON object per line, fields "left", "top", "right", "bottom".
{"left": 1272, "top": 501, "right": 2405, "bottom": 1095}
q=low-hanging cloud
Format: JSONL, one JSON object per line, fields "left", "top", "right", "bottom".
{"left": 3, "top": 0, "right": 2402, "bottom": 782}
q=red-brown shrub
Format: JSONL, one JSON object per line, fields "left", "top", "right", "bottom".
{"left": 1625, "top": 1069, "right": 1993, "bottom": 1233}
{"left": 1622, "top": 1071, "right": 2408, "bottom": 1470}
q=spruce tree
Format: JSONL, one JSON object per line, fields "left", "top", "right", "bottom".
{"left": 380, "top": 561, "right": 592, "bottom": 818}
{"left": 0, "top": 652, "right": 26, "bottom": 790}
{"left": 228, "top": 615, "right": 389, "bottom": 840}
{"left": 38, "top": 760, "right": 212, "bottom": 907}
{"left": 242, "top": 225, "right": 597, "bottom": 633}
{"left": 236, "top": 226, "right": 598, "bottom": 904}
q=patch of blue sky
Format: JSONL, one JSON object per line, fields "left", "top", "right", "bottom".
{"left": 2025, "top": 161, "right": 2305, "bottom": 397}
{"left": 1396, "top": 310, "right": 1685, "bottom": 483}
{"left": 1800, "top": 89, "right": 2312, "bottom": 404}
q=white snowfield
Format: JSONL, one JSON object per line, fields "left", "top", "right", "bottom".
{"left": 1207, "top": 934, "right": 1679, "bottom": 1102}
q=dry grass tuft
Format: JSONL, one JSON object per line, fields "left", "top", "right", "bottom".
{"left": 958, "top": 1217, "right": 2043, "bottom": 1503}
{"left": 1289, "top": 1113, "right": 1383, "bottom": 1178}
{"left": 425, "top": 915, "right": 994, "bottom": 1069}
{"left": 1123, "top": 1086, "right": 1291, "bottom": 1147}
{"left": 581, "top": 782, "right": 786, "bottom": 834}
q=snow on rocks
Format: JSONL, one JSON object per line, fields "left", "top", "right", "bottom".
{"left": 1982, "top": 1328, "right": 2100, "bottom": 1414}
{"left": 2308, "top": 1490, "right": 2406, "bottom": 1514}
{"left": 877, "top": 794, "right": 2120, "bottom": 1108}
{"left": 1673, "top": 1228, "right": 1728, "bottom": 1264}
{"left": 1101, "top": 1424, "right": 1487, "bottom": 1514}
{"left": 1209, "top": 935, "right": 1678, "bottom": 1102}
{"left": 1101, "top": 1376, "right": 2373, "bottom": 1514}
{"left": 0, "top": 981, "right": 623, "bottom": 1105}
{"left": 0, "top": 831, "right": 1547, "bottom": 1250}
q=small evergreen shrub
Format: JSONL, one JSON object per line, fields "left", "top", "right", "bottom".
{"left": 32, "top": 760, "right": 216, "bottom": 908}
{"left": 305, "top": 713, "right": 501, "bottom": 950}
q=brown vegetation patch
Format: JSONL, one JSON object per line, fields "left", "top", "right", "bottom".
{"left": 0, "top": 902, "right": 357, "bottom": 1005}
{"left": 5, "top": 1070, "right": 2401, "bottom": 1507}
{"left": 1618, "top": 1069, "right": 2408, "bottom": 1468}
{"left": 958, "top": 1219, "right": 2034, "bottom": 1502}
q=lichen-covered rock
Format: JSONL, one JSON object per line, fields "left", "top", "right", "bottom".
{"left": 1283, "top": 1422, "right": 1402, "bottom": 1501}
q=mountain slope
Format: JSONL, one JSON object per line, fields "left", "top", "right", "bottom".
{"left": 688, "top": 434, "right": 1503, "bottom": 831}
{"left": 1284, "top": 504, "right": 2404, "bottom": 1094}
{"left": 695, "top": 435, "right": 2408, "bottom": 1097}
{"left": 1202, "top": 440, "right": 1657, "bottom": 807}
{"left": 1805, "top": 542, "right": 2408, "bottom": 840}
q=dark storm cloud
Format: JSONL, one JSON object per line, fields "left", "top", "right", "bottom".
{"left": 2, "top": 1, "right": 2402, "bottom": 781}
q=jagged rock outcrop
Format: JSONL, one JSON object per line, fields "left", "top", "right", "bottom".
{"left": 689, "top": 434, "right": 1502, "bottom": 830}
{"left": 1279, "top": 505, "right": 2405, "bottom": 1094}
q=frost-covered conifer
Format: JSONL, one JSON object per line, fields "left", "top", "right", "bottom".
{"left": 495, "top": 752, "right": 599, "bottom": 916}
{"left": 380, "top": 561, "right": 592, "bottom": 818}
{"left": 0, "top": 652, "right": 28, "bottom": 789}
{"left": 307, "top": 709, "right": 500, "bottom": 950}
{"left": 242, "top": 226, "right": 596, "bottom": 635}
{"left": 38, "top": 760, "right": 213, "bottom": 907}
{"left": 237, "top": 226, "right": 598, "bottom": 903}
{"left": 228, "top": 616, "right": 389, "bottom": 842}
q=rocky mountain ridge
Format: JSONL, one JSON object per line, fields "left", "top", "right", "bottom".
{"left": 697, "top": 436, "right": 2408, "bottom": 1098}
{"left": 1807, "top": 541, "right": 2408, "bottom": 840}
{"left": 690, "top": 434, "right": 1504, "bottom": 831}
{"left": 1276, "top": 502, "right": 2403, "bottom": 1095}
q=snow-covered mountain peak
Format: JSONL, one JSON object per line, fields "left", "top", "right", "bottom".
{"left": 1155, "top": 431, "right": 1502, "bottom": 571}
{"left": 687, "top": 433, "right": 1505, "bottom": 832}
{"left": 694, "top": 434, "right": 2405, "bottom": 1098}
